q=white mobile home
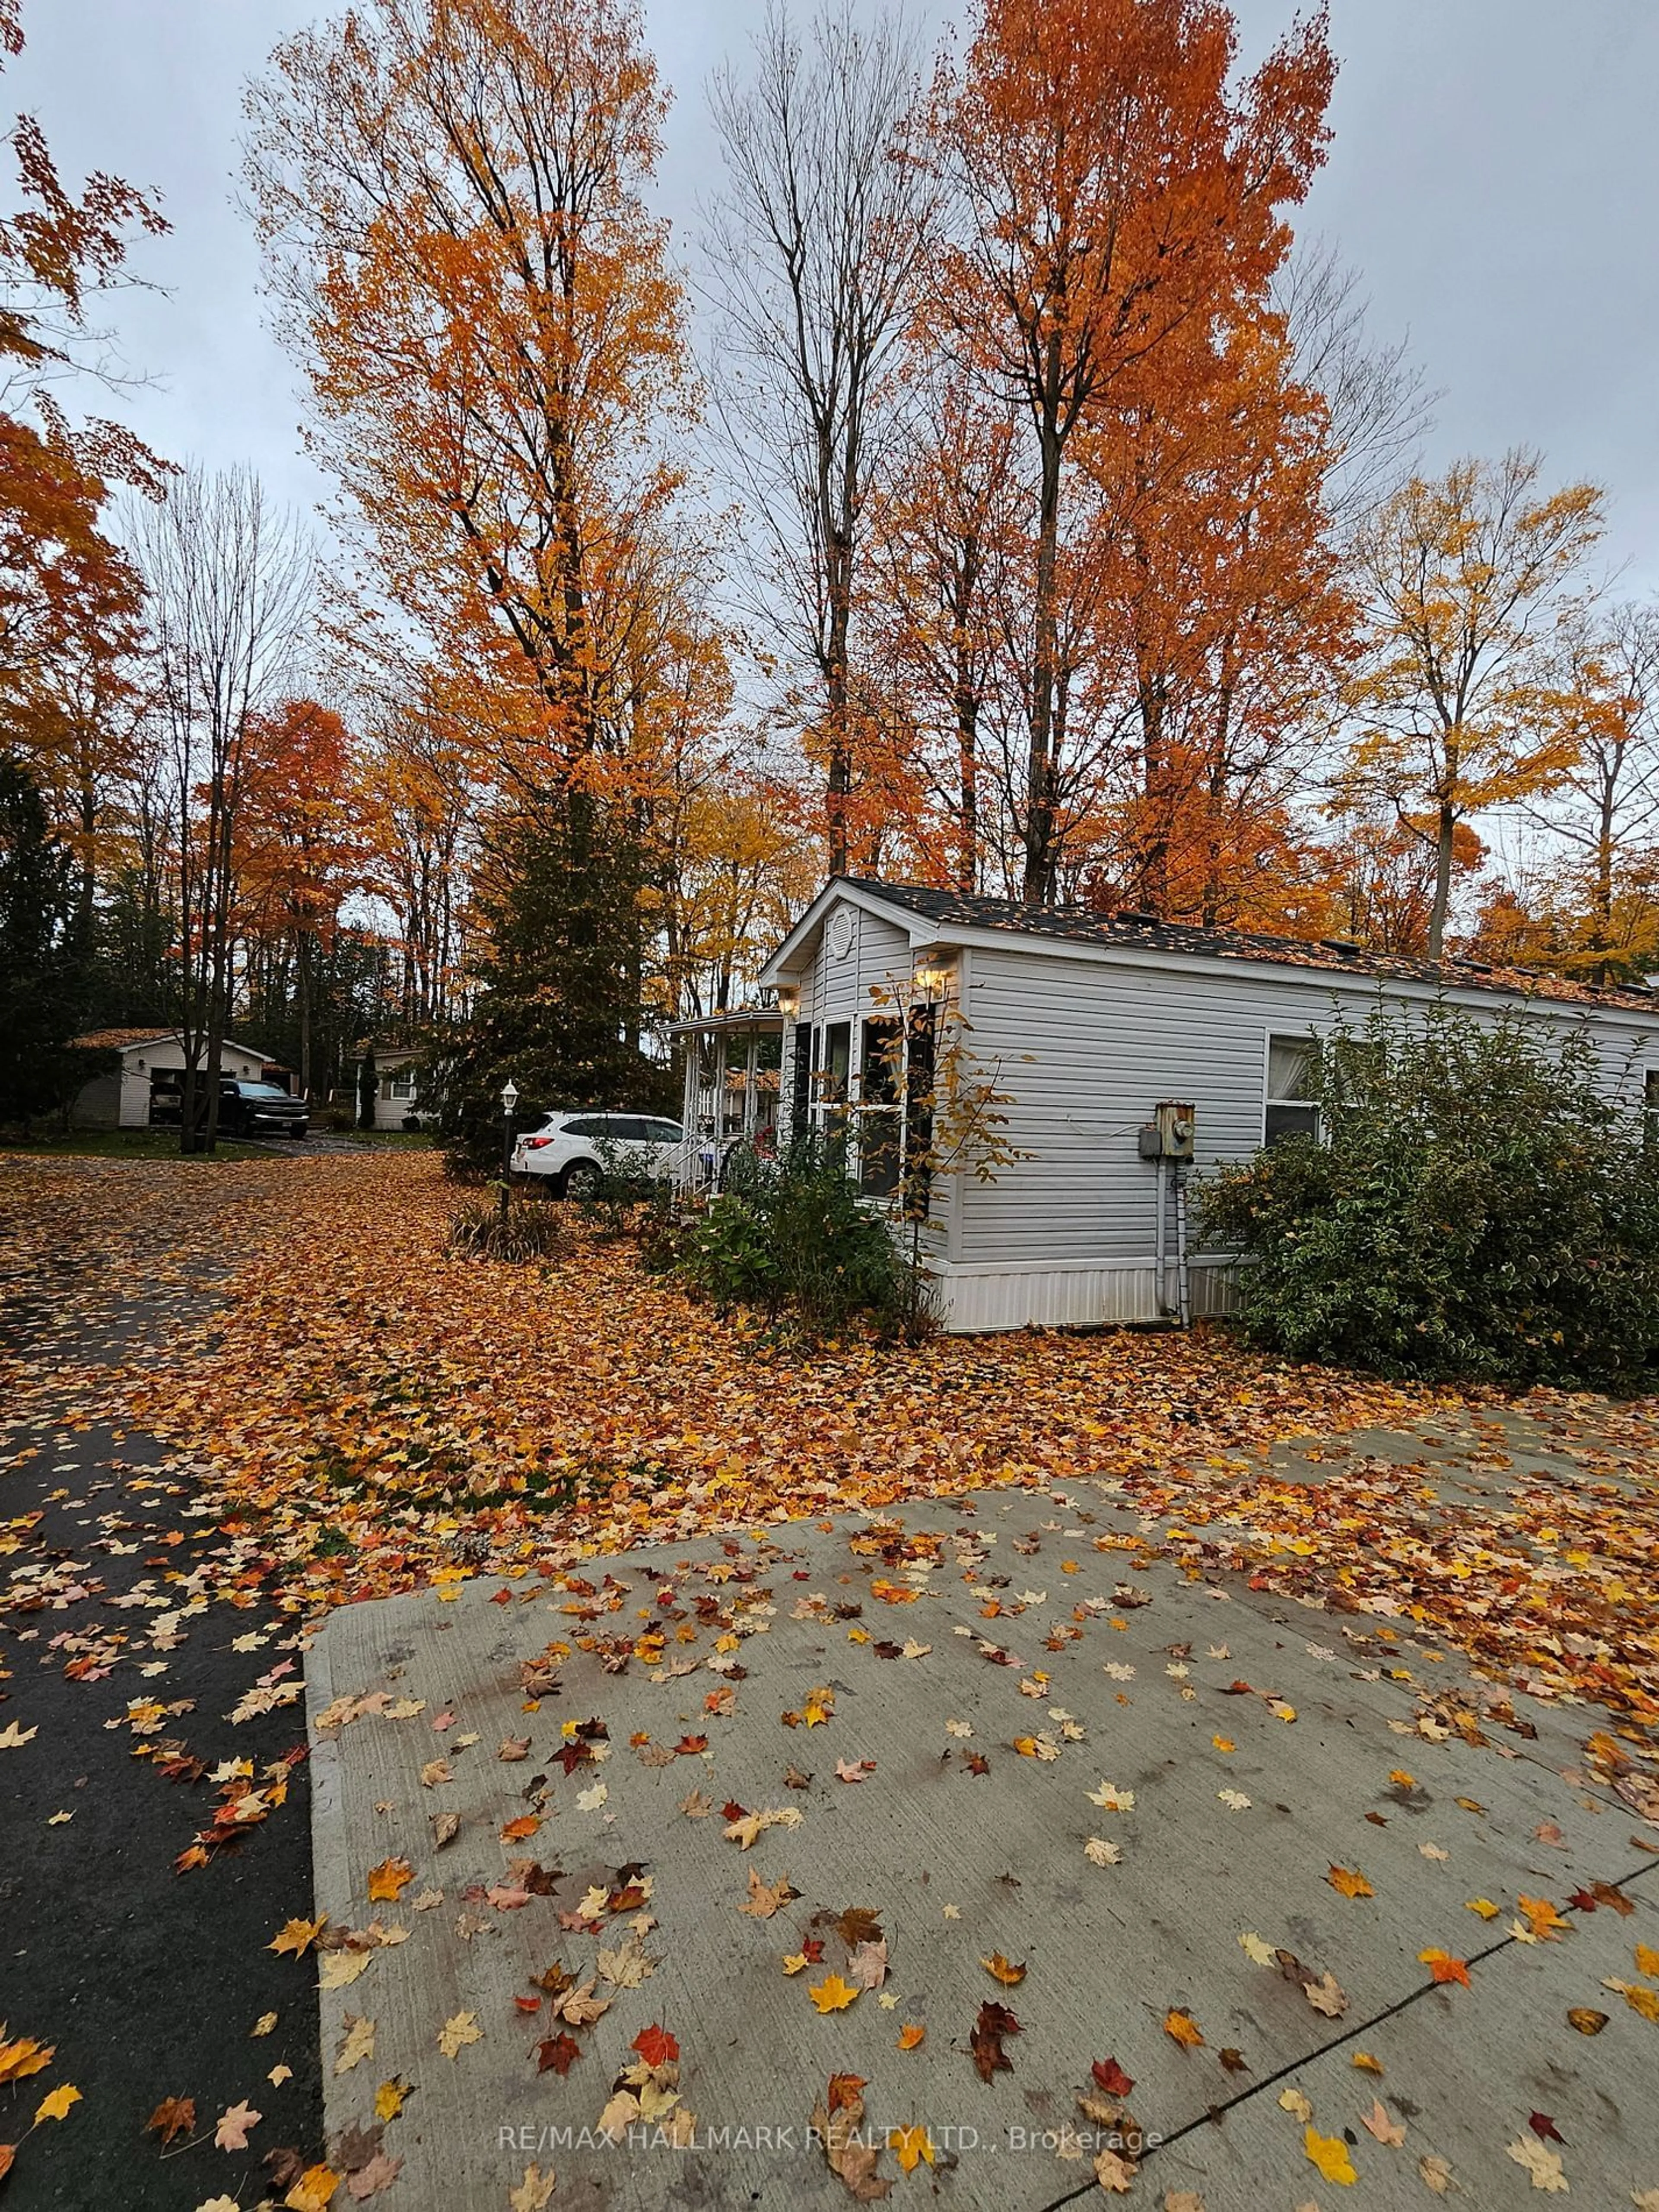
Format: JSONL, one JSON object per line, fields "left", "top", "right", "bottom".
{"left": 758, "top": 877, "right": 1659, "bottom": 1334}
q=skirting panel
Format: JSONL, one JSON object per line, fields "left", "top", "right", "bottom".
{"left": 932, "top": 1258, "right": 1238, "bottom": 1333}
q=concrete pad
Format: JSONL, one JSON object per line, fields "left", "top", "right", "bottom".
{"left": 306, "top": 1486, "right": 1659, "bottom": 2208}
{"left": 1125, "top": 1859, "right": 1659, "bottom": 2212}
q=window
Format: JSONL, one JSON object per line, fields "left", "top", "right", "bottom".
{"left": 1265, "top": 1035, "right": 1319, "bottom": 1145}
{"left": 858, "top": 1017, "right": 903, "bottom": 1195}
{"left": 813, "top": 1022, "right": 851, "bottom": 1125}
{"left": 645, "top": 1119, "right": 684, "bottom": 1144}
{"left": 389, "top": 1072, "right": 414, "bottom": 1101}
{"left": 561, "top": 1116, "right": 602, "bottom": 1138}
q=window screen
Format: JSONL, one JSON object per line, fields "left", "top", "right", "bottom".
{"left": 1265, "top": 1034, "right": 1319, "bottom": 1147}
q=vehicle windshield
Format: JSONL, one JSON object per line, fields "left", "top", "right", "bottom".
{"left": 237, "top": 1082, "right": 296, "bottom": 1100}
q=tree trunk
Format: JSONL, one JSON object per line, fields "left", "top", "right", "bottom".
{"left": 1427, "top": 803, "right": 1456, "bottom": 958}
{"left": 1024, "top": 375, "right": 1063, "bottom": 904}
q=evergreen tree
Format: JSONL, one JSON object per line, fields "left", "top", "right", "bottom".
{"left": 436, "top": 800, "right": 675, "bottom": 1174}
{"left": 0, "top": 751, "right": 86, "bottom": 1126}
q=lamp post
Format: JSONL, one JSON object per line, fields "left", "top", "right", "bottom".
{"left": 500, "top": 1076, "right": 519, "bottom": 1224}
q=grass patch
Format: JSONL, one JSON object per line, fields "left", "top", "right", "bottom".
{"left": 1, "top": 1128, "right": 272, "bottom": 1162}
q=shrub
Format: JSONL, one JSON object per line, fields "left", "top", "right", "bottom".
{"left": 655, "top": 1132, "right": 938, "bottom": 1342}
{"left": 446, "top": 1189, "right": 566, "bottom": 1265}
{"left": 1197, "top": 1006, "right": 1659, "bottom": 1390}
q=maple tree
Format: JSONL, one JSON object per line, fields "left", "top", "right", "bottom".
{"left": 924, "top": 0, "right": 1335, "bottom": 901}
{"left": 1338, "top": 449, "right": 1605, "bottom": 956}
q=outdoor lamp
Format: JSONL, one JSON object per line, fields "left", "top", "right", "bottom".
{"left": 499, "top": 1077, "right": 520, "bottom": 1221}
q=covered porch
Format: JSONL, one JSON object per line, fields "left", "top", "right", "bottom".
{"left": 670, "top": 1004, "right": 785, "bottom": 1187}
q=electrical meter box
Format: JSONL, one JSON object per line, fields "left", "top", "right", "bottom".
{"left": 1155, "top": 1101, "right": 1196, "bottom": 1161}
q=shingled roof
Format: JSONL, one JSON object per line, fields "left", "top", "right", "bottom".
{"left": 840, "top": 878, "right": 1659, "bottom": 1015}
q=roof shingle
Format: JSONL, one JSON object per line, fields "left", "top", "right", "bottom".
{"left": 841, "top": 877, "right": 1659, "bottom": 1014}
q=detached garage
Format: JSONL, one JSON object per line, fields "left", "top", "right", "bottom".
{"left": 758, "top": 878, "right": 1659, "bottom": 1334}
{"left": 69, "top": 1030, "right": 280, "bottom": 1130}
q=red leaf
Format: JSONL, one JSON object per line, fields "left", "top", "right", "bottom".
{"left": 1091, "top": 2057, "right": 1135, "bottom": 2098}
{"left": 631, "top": 2024, "right": 679, "bottom": 2068}
{"left": 1529, "top": 2112, "right": 1564, "bottom": 2144}
{"left": 535, "top": 2033, "right": 583, "bottom": 2077}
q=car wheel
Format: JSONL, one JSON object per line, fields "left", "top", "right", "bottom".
{"left": 560, "top": 1158, "right": 603, "bottom": 1201}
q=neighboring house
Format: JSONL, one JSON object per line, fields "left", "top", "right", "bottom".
{"left": 758, "top": 877, "right": 1659, "bottom": 1335}
{"left": 69, "top": 1030, "right": 285, "bottom": 1130}
{"left": 351, "top": 1049, "right": 431, "bottom": 1130}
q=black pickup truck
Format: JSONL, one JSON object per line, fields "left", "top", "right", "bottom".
{"left": 217, "top": 1079, "right": 310, "bottom": 1138}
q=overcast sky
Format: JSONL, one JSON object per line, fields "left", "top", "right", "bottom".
{"left": 12, "top": 0, "right": 1659, "bottom": 596}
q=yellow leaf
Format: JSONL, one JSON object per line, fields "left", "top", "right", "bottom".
{"left": 781, "top": 1954, "right": 809, "bottom": 1976}
{"left": 1163, "top": 2009, "right": 1204, "bottom": 2050}
{"left": 1388, "top": 1770, "right": 1416, "bottom": 1787}
{"left": 1352, "top": 2052, "right": 1383, "bottom": 2075}
{"left": 1239, "top": 1932, "right": 1276, "bottom": 1967}
{"left": 373, "top": 2079, "right": 409, "bottom": 2122}
{"left": 365, "top": 1857, "right": 412, "bottom": 1904}
{"left": 809, "top": 1975, "right": 860, "bottom": 2014}
{"left": 0, "top": 2034, "right": 54, "bottom": 2085}
{"left": 284, "top": 2167, "right": 341, "bottom": 2212}
{"left": 981, "top": 1952, "right": 1026, "bottom": 1986}
{"left": 1517, "top": 1895, "right": 1567, "bottom": 1940}
{"left": 897, "top": 2023, "right": 925, "bottom": 2050}
{"left": 268, "top": 1916, "right": 325, "bottom": 1958}
{"left": 33, "top": 2083, "right": 81, "bottom": 2124}
{"left": 1328, "top": 1866, "right": 1373, "bottom": 1900}
{"left": 887, "top": 2124, "right": 934, "bottom": 2172}
{"left": 1304, "top": 2125, "right": 1358, "bottom": 2184}
{"left": 437, "top": 2010, "right": 482, "bottom": 2057}
{"left": 1212, "top": 1735, "right": 1235, "bottom": 1753}
{"left": 1634, "top": 1943, "right": 1659, "bottom": 1978}
{"left": 1465, "top": 1898, "right": 1501, "bottom": 1920}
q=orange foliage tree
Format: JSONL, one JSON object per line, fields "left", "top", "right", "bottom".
{"left": 925, "top": 0, "right": 1335, "bottom": 901}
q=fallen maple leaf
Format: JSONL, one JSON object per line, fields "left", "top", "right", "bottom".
{"left": 810, "top": 1974, "right": 860, "bottom": 2015}
{"left": 534, "top": 2032, "right": 582, "bottom": 2077}
{"left": 1304, "top": 2125, "right": 1357, "bottom": 2184}
{"left": 1328, "top": 1865, "right": 1373, "bottom": 1899}
{"left": 969, "top": 1999, "right": 1019, "bottom": 2082}
{"left": 268, "top": 1916, "right": 325, "bottom": 1957}
{"left": 33, "top": 2083, "right": 81, "bottom": 2124}
{"left": 896, "top": 2024, "right": 925, "bottom": 2050}
{"left": 632, "top": 2024, "right": 679, "bottom": 2068}
{"left": 1360, "top": 2097, "right": 1405, "bottom": 2146}
{"left": 1506, "top": 2135, "right": 1568, "bottom": 2191}
{"left": 214, "top": 2101, "right": 261, "bottom": 2151}
{"left": 372, "top": 2079, "right": 410, "bottom": 2122}
{"left": 334, "top": 2016, "right": 375, "bottom": 2076}
{"left": 888, "top": 2124, "right": 934, "bottom": 2174}
{"left": 1418, "top": 1949, "right": 1471, "bottom": 1986}
{"left": 0, "top": 2033, "right": 53, "bottom": 2086}
{"left": 508, "top": 2168, "right": 556, "bottom": 2212}
{"left": 1091, "top": 2057, "right": 1135, "bottom": 2098}
{"left": 283, "top": 2166, "right": 341, "bottom": 2212}
{"left": 1518, "top": 1894, "right": 1568, "bottom": 1940}
{"left": 365, "top": 1858, "right": 412, "bottom": 1904}
{"left": 1163, "top": 2009, "right": 1204, "bottom": 2050}
{"left": 146, "top": 2096, "right": 196, "bottom": 2145}
{"left": 437, "top": 2011, "right": 481, "bottom": 2058}
{"left": 981, "top": 1951, "right": 1025, "bottom": 1986}
{"left": 738, "top": 1868, "right": 797, "bottom": 1919}
{"left": 0, "top": 1722, "right": 38, "bottom": 1749}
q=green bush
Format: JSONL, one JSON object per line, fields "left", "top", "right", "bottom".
{"left": 1197, "top": 1007, "right": 1659, "bottom": 1390}
{"left": 447, "top": 1189, "right": 566, "bottom": 1265}
{"left": 653, "top": 1132, "right": 938, "bottom": 1342}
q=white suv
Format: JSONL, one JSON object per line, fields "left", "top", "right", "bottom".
{"left": 511, "top": 1111, "right": 687, "bottom": 1198}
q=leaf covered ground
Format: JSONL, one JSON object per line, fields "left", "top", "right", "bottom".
{"left": 3, "top": 1148, "right": 1658, "bottom": 2204}
{"left": 5, "top": 1148, "right": 1659, "bottom": 1737}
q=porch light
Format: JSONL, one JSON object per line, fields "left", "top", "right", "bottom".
{"left": 913, "top": 963, "right": 951, "bottom": 1001}
{"left": 501, "top": 1077, "right": 519, "bottom": 1115}
{"left": 776, "top": 984, "right": 800, "bottom": 1018}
